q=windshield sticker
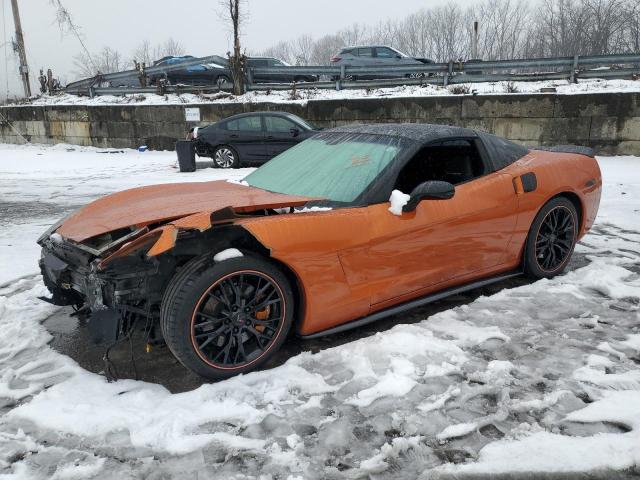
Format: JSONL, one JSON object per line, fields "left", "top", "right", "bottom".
{"left": 351, "top": 155, "right": 370, "bottom": 166}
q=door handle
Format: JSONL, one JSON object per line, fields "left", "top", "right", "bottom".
{"left": 267, "top": 135, "right": 274, "bottom": 139}
{"left": 230, "top": 134, "right": 238, "bottom": 138}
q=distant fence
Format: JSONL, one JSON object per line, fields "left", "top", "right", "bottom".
{"left": 64, "top": 53, "right": 640, "bottom": 97}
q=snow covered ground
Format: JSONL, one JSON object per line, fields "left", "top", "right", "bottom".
{"left": 8, "top": 78, "right": 640, "bottom": 107}
{"left": 0, "top": 144, "right": 639, "bottom": 479}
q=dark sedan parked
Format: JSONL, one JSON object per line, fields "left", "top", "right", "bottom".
{"left": 151, "top": 56, "right": 317, "bottom": 86}
{"left": 189, "top": 112, "right": 318, "bottom": 168}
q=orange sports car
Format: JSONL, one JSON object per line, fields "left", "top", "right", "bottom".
{"left": 38, "top": 124, "right": 602, "bottom": 380}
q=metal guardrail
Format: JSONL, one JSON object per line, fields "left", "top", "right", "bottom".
{"left": 65, "top": 53, "right": 640, "bottom": 96}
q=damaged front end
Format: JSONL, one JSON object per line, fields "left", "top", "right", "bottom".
{"left": 38, "top": 224, "right": 170, "bottom": 345}
{"left": 37, "top": 204, "right": 302, "bottom": 348}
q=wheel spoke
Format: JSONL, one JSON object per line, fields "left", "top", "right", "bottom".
{"left": 558, "top": 213, "right": 571, "bottom": 231}
{"left": 194, "top": 318, "right": 224, "bottom": 330}
{"left": 197, "top": 325, "right": 230, "bottom": 349}
{"left": 247, "top": 326, "right": 270, "bottom": 350}
{"left": 251, "top": 297, "right": 281, "bottom": 313}
{"left": 207, "top": 290, "right": 231, "bottom": 307}
{"left": 233, "top": 334, "right": 247, "bottom": 363}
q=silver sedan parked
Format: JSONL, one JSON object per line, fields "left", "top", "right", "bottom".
{"left": 330, "top": 45, "right": 433, "bottom": 80}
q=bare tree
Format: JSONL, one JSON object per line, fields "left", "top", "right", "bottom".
{"left": 472, "top": 0, "right": 530, "bottom": 60}
{"left": 310, "top": 34, "right": 344, "bottom": 65}
{"left": 292, "top": 34, "right": 315, "bottom": 65}
{"left": 73, "top": 47, "right": 123, "bottom": 77}
{"left": 50, "top": 0, "right": 98, "bottom": 73}
{"left": 583, "top": 0, "right": 627, "bottom": 54}
{"left": 623, "top": 0, "right": 640, "bottom": 52}
{"left": 157, "top": 37, "right": 186, "bottom": 58}
{"left": 260, "top": 41, "right": 294, "bottom": 64}
{"left": 219, "top": 0, "right": 246, "bottom": 95}
{"left": 131, "top": 38, "right": 186, "bottom": 67}
{"left": 131, "top": 40, "right": 153, "bottom": 66}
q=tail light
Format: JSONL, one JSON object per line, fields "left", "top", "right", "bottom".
{"left": 330, "top": 56, "right": 341, "bottom": 62}
{"left": 186, "top": 127, "right": 199, "bottom": 140}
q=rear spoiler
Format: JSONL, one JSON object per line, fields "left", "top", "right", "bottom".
{"left": 535, "top": 145, "right": 595, "bottom": 158}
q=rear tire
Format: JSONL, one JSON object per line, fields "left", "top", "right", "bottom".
{"left": 215, "top": 75, "right": 231, "bottom": 87}
{"left": 160, "top": 253, "right": 294, "bottom": 380}
{"left": 524, "top": 197, "right": 578, "bottom": 279}
{"left": 213, "top": 145, "right": 239, "bottom": 169}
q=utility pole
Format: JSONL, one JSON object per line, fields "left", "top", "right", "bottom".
{"left": 471, "top": 21, "right": 479, "bottom": 60}
{"left": 10, "top": 0, "right": 31, "bottom": 97}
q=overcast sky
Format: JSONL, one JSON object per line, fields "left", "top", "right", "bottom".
{"left": 0, "top": 0, "right": 473, "bottom": 99}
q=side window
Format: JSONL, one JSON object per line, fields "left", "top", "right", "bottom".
{"left": 357, "top": 47, "right": 373, "bottom": 57}
{"left": 226, "top": 116, "right": 262, "bottom": 132}
{"left": 393, "top": 139, "right": 487, "bottom": 193}
{"left": 479, "top": 132, "right": 530, "bottom": 170}
{"left": 375, "top": 47, "right": 396, "bottom": 58}
{"left": 249, "top": 59, "right": 268, "bottom": 68}
{"left": 265, "top": 116, "right": 297, "bottom": 133}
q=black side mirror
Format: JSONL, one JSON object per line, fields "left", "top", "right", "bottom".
{"left": 290, "top": 127, "right": 300, "bottom": 138}
{"left": 403, "top": 181, "right": 455, "bottom": 213}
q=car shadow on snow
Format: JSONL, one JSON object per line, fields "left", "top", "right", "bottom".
{"left": 42, "top": 252, "right": 591, "bottom": 393}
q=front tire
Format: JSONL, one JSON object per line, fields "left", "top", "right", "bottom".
{"left": 215, "top": 75, "right": 231, "bottom": 87}
{"left": 160, "top": 253, "right": 294, "bottom": 380}
{"left": 524, "top": 197, "right": 578, "bottom": 279}
{"left": 213, "top": 145, "right": 239, "bottom": 168}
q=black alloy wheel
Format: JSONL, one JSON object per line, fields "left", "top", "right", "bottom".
{"left": 534, "top": 206, "right": 576, "bottom": 272}
{"left": 161, "top": 254, "right": 294, "bottom": 380}
{"left": 524, "top": 197, "right": 578, "bottom": 279}
{"left": 191, "top": 271, "right": 285, "bottom": 369}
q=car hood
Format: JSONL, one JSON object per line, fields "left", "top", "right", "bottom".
{"left": 56, "top": 180, "right": 315, "bottom": 242}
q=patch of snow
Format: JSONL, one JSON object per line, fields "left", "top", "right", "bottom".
{"left": 425, "top": 312, "right": 511, "bottom": 347}
{"left": 213, "top": 248, "right": 244, "bottom": 262}
{"left": 586, "top": 354, "right": 615, "bottom": 368}
{"left": 437, "top": 422, "right": 477, "bottom": 441}
{"left": 439, "top": 391, "right": 640, "bottom": 475}
{"left": 225, "top": 178, "right": 249, "bottom": 186}
{"left": 293, "top": 206, "right": 333, "bottom": 214}
{"left": 388, "top": 189, "right": 410, "bottom": 215}
{"left": 572, "top": 365, "right": 640, "bottom": 389}
{"left": 417, "top": 386, "right": 460, "bottom": 413}
{"left": 511, "top": 390, "right": 572, "bottom": 413}
{"left": 49, "top": 233, "right": 63, "bottom": 244}
{"left": 597, "top": 341, "right": 627, "bottom": 360}
{"left": 621, "top": 334, "right": 640, "bottom": 354}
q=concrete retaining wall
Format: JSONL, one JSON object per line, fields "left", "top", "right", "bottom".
{"left": 1, "top": 92, "right": 639, "bottom": 154}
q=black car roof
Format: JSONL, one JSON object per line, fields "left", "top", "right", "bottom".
{"left": 219, "top": 111, "right": 301, "bottom": 121}
{"left": 326, "top": 123, "right": 478, "bottom": 143}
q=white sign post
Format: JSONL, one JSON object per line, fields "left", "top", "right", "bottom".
{"left": 185, "top": 107, "right": 201, "bottom": 122}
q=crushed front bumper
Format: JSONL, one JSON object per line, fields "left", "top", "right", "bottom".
{"left": 39, "top": 240, "right": 160, "bottom": 345}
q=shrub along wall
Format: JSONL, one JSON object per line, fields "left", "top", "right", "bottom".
{"left": 1, "top": 92, "right": 639, "bottom": 154}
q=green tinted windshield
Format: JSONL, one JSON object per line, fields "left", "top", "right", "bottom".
{"left": 244, "top": 133, "right": 406, "bottom": 203}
